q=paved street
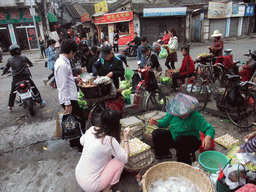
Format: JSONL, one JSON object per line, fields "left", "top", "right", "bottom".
{"left": 1, "top": 36, "right": 256, "bottom": 192}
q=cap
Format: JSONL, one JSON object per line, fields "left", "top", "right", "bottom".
{"left": 100, "top": 45, "right": 112, "bottom": 59}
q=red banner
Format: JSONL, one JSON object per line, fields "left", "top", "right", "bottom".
{"left": 81, "top": 14, "right": 90, "bottom": 23}
{"left": 94, "top": 11, "right": 133, "bottom": 24}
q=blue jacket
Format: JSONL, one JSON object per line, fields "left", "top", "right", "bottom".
{"left": 137, "top": 43, "right": 152, "bottom": 68}
{"left": 45, "top": 46, "right": 56, "bottom": 70}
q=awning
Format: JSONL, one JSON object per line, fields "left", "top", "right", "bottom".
{"left": 48, "top": 12, "right": 58, "bottom": 23}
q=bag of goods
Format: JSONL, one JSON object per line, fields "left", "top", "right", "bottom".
{"left": 120, "top": 116, "right": 145, "bottom": 140}
{"left": 122, "top": 137, "right": 153, "bottom": 169}
{"left": 93, "top": 76, "right": 111, "bottom": 85}
{"left": 160, "top": 76, "right": 172, "bottom": 86}
{"left": 165, "top": 69, "right": 179, "bottom": 78}
{"left": 121, "top": 87, "right": 132, "bottom": 100}
{"left": 119, "top": 80, "right": 131, "bottom": 89}
{"left": 80, "top": 72, "right": 95, "bottom": 84}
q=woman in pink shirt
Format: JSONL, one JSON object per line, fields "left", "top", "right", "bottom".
{"left": 75, "top": 110, "right": 131, "bottom": 192}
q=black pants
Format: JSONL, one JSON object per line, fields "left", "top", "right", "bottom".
{"left": 152, "top": 129, "right": 201, "bottom": 165}
{"left": 172, "top": 72, "right": 193, "bottom": 88}
{"left": 48, "top": 70, "right": 55, "bottom": 84}
{"left": 41, "top": 47, "right": 46, "bottom": 58}
{"left": 61, "top": 100, "right": 87, "bottom": 148}
{"left": 113, "top": 43, "right": 119, "bottom": 53}
{"left": 9, "top": 76, "right": 42, "bottom": 107}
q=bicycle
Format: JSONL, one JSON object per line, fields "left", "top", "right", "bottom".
{"left": 134, "top": 66, "right": 166, "bottom": 112}
{"left": 187, "top": 63, "right": 256, "bottom": 131}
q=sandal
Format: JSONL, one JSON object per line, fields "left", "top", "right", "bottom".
{"left": 155, "top": 152, "right": 172, "bottom": 159}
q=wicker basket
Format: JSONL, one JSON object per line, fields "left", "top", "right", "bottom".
{"left": 141, "top": 162, "right": 214, "bottom": 192}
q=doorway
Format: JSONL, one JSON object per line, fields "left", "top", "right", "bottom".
{"left": 0, "top": 28, "right": 11, "bottom": 52}
{"left": 16, "top": 28, "right": 29, "bottom": 50}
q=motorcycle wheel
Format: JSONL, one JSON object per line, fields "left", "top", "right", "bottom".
{"left": 24, "top": 98, "right": 35, "bottom": 116}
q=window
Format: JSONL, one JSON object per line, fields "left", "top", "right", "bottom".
{"left": 116, "top": 22, "right": 129, "bottom": 35}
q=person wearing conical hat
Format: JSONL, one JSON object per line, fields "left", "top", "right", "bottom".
{"left": 149, "top": 92, "right": 215, "bottom": 165}
{"left": 208, "top": 30, "right": 224, "bottom": 57}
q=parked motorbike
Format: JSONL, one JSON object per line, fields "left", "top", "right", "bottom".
{"left": 121, "top": 42, "right": 137, "bottom": 57}
{"left": 14, "top": 80, "right": 40, "bottom": 116}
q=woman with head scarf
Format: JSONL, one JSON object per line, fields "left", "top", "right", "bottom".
{"left": 150, "top": 93, "right": 215, "bottom": 165}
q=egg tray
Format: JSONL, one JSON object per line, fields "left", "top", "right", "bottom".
{"left": 127, "top": 150, "right": 154, "bottom": 169}
{"left": 215, "top": 134, "right": 241, "bottom": 149}
{"left": 138, "top": 110, "right": 166, "bottom": 123}
{"left": 121, "top": 124, "right": 146, "bottom": 140}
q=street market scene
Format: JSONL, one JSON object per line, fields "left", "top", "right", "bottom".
{"left": 2, "top": 0, "right": 256, "bottom": 192}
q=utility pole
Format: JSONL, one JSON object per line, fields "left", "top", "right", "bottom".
{"left": 30, "top": 0, "right": 42, "bottom": 58}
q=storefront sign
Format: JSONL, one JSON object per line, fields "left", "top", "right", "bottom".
{"left": 94, "top": 0, "right": 108, "bottom": 14}
{"left": 94, "top": 11, "right": 133, "bottom": 24}
{"left": 232, "top": 4, "right": 245, "bottom": 17}
{"left": 81, "top": 14, "right": 90, "bottom": 23}
{"left": 245, "top": 5, "right": 255, "bottom": 16}
{"left": 0, "top": 9, "right": 41, "bottom": 24}
{"left": 8, "top": 24, "right": 17, "bottom": 44}
{"left": 208, "top": 2, "right": 233, "bottom": 19}
{"left": 143, "top": 7, "right": 187, "bottom": 17}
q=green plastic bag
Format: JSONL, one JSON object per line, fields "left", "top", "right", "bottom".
{"left": 159, "top": 48, "right": 168, "bottom": 59}
{"left": 125, "top": 67, "right": 134, "bottom": 82}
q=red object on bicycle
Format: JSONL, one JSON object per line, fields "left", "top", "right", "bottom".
{"left": 139, "top": 66, "right": 151, "bottom": 89}
{"left": 239, "top": 62, "right": 253, "bottom": 82}
{"left": 133, "top": 80, "right": 145, "bottom": 109}
{"left": 215, "top": 55, "right": 234, "bottom": 71}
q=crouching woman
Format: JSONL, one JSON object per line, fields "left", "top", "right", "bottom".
{"left": 75, "top": 109, "right": 131, "bottom": 192}
{"left": 150, "top": 93, "right": 215, "bottom": 165}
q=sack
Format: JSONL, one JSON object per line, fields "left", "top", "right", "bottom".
{"left": 61, "top": 113, "right": 82, "bottom": 140}
{"left": 125, "top": 67, "right": 134, "bottom": 82}
{"left": 132, "top": 71, "right": 141, "bottom": 92}
{"left": 44, "top": 61, "right": 48, "bottom": 68}
{"left": 227, "top": 88, "right": 244, "bottom": 108}
{"left": 159, "top": 48, "right": 168, "bottom": 59}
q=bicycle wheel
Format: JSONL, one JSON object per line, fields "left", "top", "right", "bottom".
{"left": 145, "top": 91, "right": 166, "bottom": 111}
{"left": 187, "top": 79, "right": 209, "bottom": 111}
{"left": 225, "top": 88, "right": 256, "bottom": 130}
{"left": 90, "top": 101, "right": 109, "bottom": 127}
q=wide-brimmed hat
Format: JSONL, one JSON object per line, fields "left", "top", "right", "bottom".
{"left": 100, "top": 45, "right": 112, "bottom": 59}
{"left": 211, "top": 30, "right": 222, "bottom": 37}
{"left": 166, "top": 92, "right": 198, "bottom": 116}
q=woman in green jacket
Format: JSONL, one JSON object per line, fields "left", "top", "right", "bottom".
{"left": 150, "top": 92, "right": 215, "bottom": 165}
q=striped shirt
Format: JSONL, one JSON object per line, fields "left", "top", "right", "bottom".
{"left": 240, "top": 138, "right": 256, "bottom": 153}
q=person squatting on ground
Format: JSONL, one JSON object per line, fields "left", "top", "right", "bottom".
{"left": 113, "top": 30, "right": 119, "bottom": 53}
{"left": 163, "top": 28, "right": 178, "bottom": 69}
{"left": 208, "top": 30, "right": 224, "bottom": 57}
{"left": 92, "top": 45, "right": 124, "bottom": 89}
{"left": 2, "top": 44, "right": 45, "bottom": 111}
{"left": 150, "top": 93, "right": 215, "bottom": 165}
{"left": 75, "top": 109, "right": 131, "bottom": 192}
{"left": 171, "top": 47, "right": 195, "bottom": 89}
{"left": 137, "top": 36, "right": 152, "bottom": 68}
{"left": 141, "top": 46, "right": 162, "bottom": 72}
{"left": 54, "top": 39, "right": 86, "bottom": 152}
{"left": 43, "top": 39, "right": 57, "bottom": 88}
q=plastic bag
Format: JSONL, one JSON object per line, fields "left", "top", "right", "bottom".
{"left": 223, "top": 163, "right": 247, "bottom": 190}
{"left": 61, "top": 114, "right": 82, "bottom": 140}
{"left": 125, "top": 67, "right": 134, "bottom": 82}
{"left": 159, "top": 48, "right": 168, "bottom": 59}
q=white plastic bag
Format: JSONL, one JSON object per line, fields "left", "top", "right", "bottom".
{"left": 223, "top": 163, "right": 247, "bottom": 190}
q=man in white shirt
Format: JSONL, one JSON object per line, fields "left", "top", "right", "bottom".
{"left": 54, "top": 39, "right": 85, "bottom": 152}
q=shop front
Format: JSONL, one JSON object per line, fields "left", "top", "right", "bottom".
{"left": 141, "top": 7, "right": 187, "bottom": 44}
{"left": 93, "top": 11, "right": 134, "bottom": 46}
{"left": 0, "top": 9, "right": 42, "bottom": 51}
